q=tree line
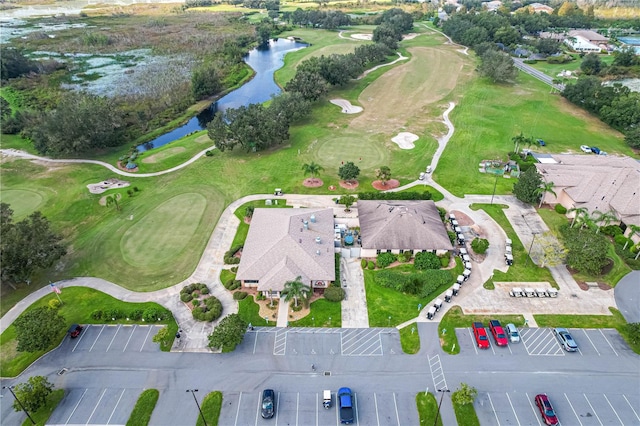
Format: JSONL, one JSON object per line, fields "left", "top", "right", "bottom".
{"left": 207, "top": 9, "right": 413, "bottom": 153}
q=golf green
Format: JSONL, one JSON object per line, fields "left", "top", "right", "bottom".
{"left": 0, "top": 189, "right": 45, "bottom": 219}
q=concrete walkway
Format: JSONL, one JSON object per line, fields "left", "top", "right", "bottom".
{"left": 340, "top": 257, "right": 370, "bottom": 328}
{"left": 276, "top": 299, "right": 290, "bottom": 327}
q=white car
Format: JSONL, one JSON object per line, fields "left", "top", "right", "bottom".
{"left": 580, "top": 145, "right": 591, "bottom": 153}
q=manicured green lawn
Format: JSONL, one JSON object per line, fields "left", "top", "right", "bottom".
{"left": 470, "top": 204, "right": 557, "bottom": 287}
{"left": 534, "top": 307, "right": 640, "bottom": 354}
{"left": 416, "top": 392, "right": 443, "bottom": 426}
{"left": 289, "top": 298, "right": 341, "bottom": 327}
{"left": 238, "top": 295, "right": 275, "bottom": 327}
{"left": 126, "top": 389, "right": 159, "bottom": 426}
{"left": 196, "top": 391, "right": 223, "bottom": 426}
{"left": 399, "top": 323, "right": 420, "bottom": 354}
{"left": 529, "top": 54, "right": 615, "bottom": 78}
{"left": 364, "top": 265, "right": 452, "bottom": 327}
{"left": 452, "top": 401, "right": 480, "bottom": 426}
{"left": 0, "top": 287, "right": 176, "bottom": 377}
{"left": 19, "top": 388, "right": 64, "bottom": 426}
{"left": 438, "top": 306, "right": 525, "bottom": 354}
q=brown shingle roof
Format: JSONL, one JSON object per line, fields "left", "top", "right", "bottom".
{"left": 358, "top": 200, "right": 453, "bottom": 251}
{"left": 236, "top": 208, "right": 335, "bottom": 291}
{"left": 535, "top": 155, "right": 640, "bottom": 226}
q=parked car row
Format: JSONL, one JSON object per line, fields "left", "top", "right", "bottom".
{"left": 580, "top": 145, "right": 607, "bottom": 156}
{"left": 472, "top": 320, "right": 520, "bottom": 348}
{"left": 261, "top": 388, "right": 354, "bottom": 423}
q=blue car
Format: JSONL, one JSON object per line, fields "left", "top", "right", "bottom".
{"left": 590, "top": 146, "right": 601, "bottom": 155}
{"left": 338, "top": 387, "right": 354, "bottom": 424}
{"left": 536, "top": 139, "right": 546, "bottom": 146}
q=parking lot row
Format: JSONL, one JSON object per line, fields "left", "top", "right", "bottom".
{"left": 47, "top": 387, "right": 140, "bottom": 426}
{"left": 219, "top": 390, "right": 417, "bottom": 426}
{"left": 456, "top": 327, "right": 624, "bottom": 357}
{"left": 476, "top": 390, "right": 640, "bottom": 426}
{"left": 65, "top": 324, "right": 163, "bottom": 353}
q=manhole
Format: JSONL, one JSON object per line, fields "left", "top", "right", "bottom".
{"left": 57, "top": 368, "right": 68, "bottom": 375}
{"left": 323, "top": 371, "right": 331, "bottom": 376}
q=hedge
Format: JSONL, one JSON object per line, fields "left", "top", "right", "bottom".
{"left": 376, "top": 252, "right": 397, "bottom": 268}
{"left": 357, "top": 191, "right": 432, "bottom": 200}
{"left": 324, "top": 287, "right": 345, "bottom": 302}
{"left": 233, "top": 291, "right": 248, "bottom": 300}
{"left": 414, "top": 252, "right": 441, "bottom": 270}
{"left": 554, "top": 204, "right": 567, "bottom": 214}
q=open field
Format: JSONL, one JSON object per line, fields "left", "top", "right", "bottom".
{"left": 530, "top": 54, "right": 615, "bottom": 78}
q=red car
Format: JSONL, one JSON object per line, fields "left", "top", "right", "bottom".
{"left": 535, "top": 394, "right": 559, "bottom": 425}
{"left": 472, "top": 322, "right": 490, "bottom": 349}
{"left": 69, "top": 324, "right": 83, "bottom": 338}
{"left": 489, "top": 320, "right": 508, "bottom": 346}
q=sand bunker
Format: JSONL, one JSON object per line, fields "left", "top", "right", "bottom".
{"left": 391, "top": 132, "right": 419, "bottom": 149}
{"left": 351, "top": 33, "right": 373, "bottom": 41}
{"left": 88, "top": 178, "right": 130, "bottom": 194}
{"left": 330, "top": 99, "right": 363, "bottom": 114}
{"left": 403, "top": 33, "right": 419, "bottom": 40}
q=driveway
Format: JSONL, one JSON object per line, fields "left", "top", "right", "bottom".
{"left": 615, "top": 270, "right": 640, "bottom": 323}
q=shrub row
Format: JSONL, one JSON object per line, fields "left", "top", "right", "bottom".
{"left": 376, "top": 252, "right": 397, "bottom": 268}
{"left": 180, "top": 283, "right": 209, "bottom": 302}
{"left": 233, "top": 291, "right": 248, "bottom": 300}
{"left": 224, "top": 244, "right": 243, "bottom": 264}
{"left": 375, "top": 269, "right": 453, "bottom": 298}
{"left": 414, "top": 252, "right": 440, "bottom": 270}
{"left": 333, "top": 254, "right": 341, "bottom": 287}
{"left": 357, "top": 191, "right": 432, "bottom": 200}
{"left": 224, "top": 279, "right": 241, "bottom": 291}
{"left": 91, "top": 308, "right": 169, "bottom": 322}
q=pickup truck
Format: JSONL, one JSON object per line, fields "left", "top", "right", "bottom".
{"left": 489, "top": 320, "right": 508, "bottom": 346}
{"left": 472, "top": 322, "right": 490, "bottom": 349}
{"left": 338, "top": 387, "right": 354, "bottom": 424}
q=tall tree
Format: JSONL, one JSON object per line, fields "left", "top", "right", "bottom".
{"left": 478, "top": 50, "right": 518, "bottom": 83}
{"left": 511, "top": 132, "right": 526, "bottom": 154}
{"left": 302, "top": 162, "right": 324, "bottom": 182}
{"left": 105, "top": 194, "right": 120, "bottom": 212}
{"left": 340, "top": 195, "right": 356, "bottom": 212}
{"left": 513, "top": 167, "right": 542, "bottom": 204}
{"left": 338, "top": 161, "right": 360, "bottom": 182}
{"left": 451, "top": 383, "right": 478, "bottom": 406}
{"left": 14, "top": 307, "right": 66, "bottom": 352}
{"left": 580, "top": 53, "right": 603, "bottom": 76}
{"left": 281, "top": 276, "right": 311, "bottom": 308}
{"left": 208, "top": 314, "right": 247, "bottom": 352}
{"left": 1, "top": 206, "right": 66, "bottom": 287}
{"left": 12, "top": 376, "right": 54, "bottom": 414}
{"left": 375, "top": 166, "right": 391, "bottom": 186}
{"left": 535, "top": 181, "right": 556, "bottom": 208}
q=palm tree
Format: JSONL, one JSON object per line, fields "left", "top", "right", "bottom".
{"left": 281, "top": 276, "right": 311, "bottom": 308}
{"left": 568, "top": 207, "right": 588, "bottom": 228}
{"left": 593, "top": 210, "right": 617, "bottom": 234}
{"left": 575, "top": 210, "right": 595, "bottom": 231}
{"left": 535, "top": 181, "right": 556, "bottom": 209}
{"left": 376, "top": 166, "right": 391, "bottom": 186}
{"left": 625, "top": 224, "right": 640, "bottom": 250}
{"left": 302, "top": 162, "right": 324, "bottom": 183}
{"left": 511, "top": 132, "right": 526, "bottom": 155}
{"left": 105, "top": 194, "right": 120, "bottom": 211}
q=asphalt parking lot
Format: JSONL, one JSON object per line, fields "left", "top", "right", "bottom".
{"left": 47, "top": 387, "right": 142, "bottom": 426}
{"left": 244, "top": 327, "right": 399, "bottom": 357}
{"left": 218, "top": 389, "right": 418, "bottom": 426}
{"left": 454, "top": 327, "right": 625, "bottom": 357}
{"left": 61, "top": 324, "right": 164, "bottom": 353}
{"left": 475, "top": 390, "right": 640, "bottom": 426}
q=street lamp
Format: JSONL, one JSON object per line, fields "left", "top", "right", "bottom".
{"left": 3, "top": 386, "right": 36, "bottom": 425}
{"left": 526, "top": 232, "right": 539, "bottom": 266}
{"left": 433, "top": 388, "right": 450, "bottom": 426}
{"left": 186, "top": 389, "right": 207, "bottom": 426}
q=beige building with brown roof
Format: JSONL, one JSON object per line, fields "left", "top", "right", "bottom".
{"left": 535, "top": 154, "right": 640, "bottom": 231}
{"left": 235, "top": 208, "right": 335, "bottom": 298}
{"left": 358, "top": 200, "right": 453, "bottom": 258}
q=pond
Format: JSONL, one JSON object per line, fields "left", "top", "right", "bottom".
{"left": 137, "top": 38, "right": 307, "bottom": 152}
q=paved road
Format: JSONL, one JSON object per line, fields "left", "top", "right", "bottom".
{"left": 615, "top": 270, "right": 640, "bottom": 323}
{"left": 512, "top": 57, "right": 565, "bottom": 91}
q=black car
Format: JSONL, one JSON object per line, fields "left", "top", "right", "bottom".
{"left": 261, "top": 389, "right": 275, "bottom": 419}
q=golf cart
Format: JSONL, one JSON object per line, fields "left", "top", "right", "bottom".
{"left": 323, "top": 390, "right": 331, "bottom": 409}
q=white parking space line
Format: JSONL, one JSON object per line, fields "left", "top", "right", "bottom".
{"left": 315, "top": 392, "right": 318, "bottom": 426}
{"left": 507, "top": 344, "right": 513, "bottom": 355}
{"left": 581, "top": 329, "right": 600, "bottom": 356}
{"left": 253, "top": 332, "right": 258, "bottom": 354}
{"left": 622, "top": 394, "right": 640, "bottom": 422}
{"left": 564, "top": 393, "right": 583, "bottom": 426}
{"left": 603, "top": 394, "right": 624, "bottom": 425}
{"left": 467, "top": 329, "right": 478, "bottom": 354}
{"left": 65, "top": 388, "right": 87, "bottom": 425}
{"left": 140, "top": 325, "right": 153, "bottom": 352}
{"left": 71, "top": 326, "right": 88, "bottom": 352}
{"left": 598, "top": 329, "right": 619, "bottom": 356}
{"left": 583, "top": 394, "right": 603, "bottom": 426}
{"left": 107, "top": 389, "right": 126, "bottom": 425}
{"left": 296, "top": 392, "right": 299, "bottom": 426}
{"left": 487, "top": 393, "right": 500, "bottom": 426}
{"left": 374, "top": 393, "right": 380, "bottom": 426}
{"left": 393, "top": 393, "right": 400, "bottom": 426}
{"left": 123, "top": 325, "right": 136, "bottom": 352}
{"left": 490, "top": 336, "right": 496, "bottom": 355}
{"left": 354, "top": 393, "right": 359, "bottom": 426}
{"left": 525, "top": 393, "right": 542, "bottom": 426}
{"left": 87, "top": 388, "right": 107, "bottom": 424}
{"left": 254, "top": 392, "right": 260, "bottom": 426}
{"left": 235, "top": 392, "right": 243, "bottom": 426}
{"left": 506, "top": 393, "right": 521, "bottom": 426}
{"left": 106, "top": 325, "right": 121, "bottom": 352}
{"left": 89, "top": 325, "right": 106, "bottom": 352}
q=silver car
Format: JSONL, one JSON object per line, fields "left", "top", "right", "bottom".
{"left": 506, "top": 323, "right": 520, "bottom": 343}
{"left": 553, "top": 327, "right": 578, "bottom": 352}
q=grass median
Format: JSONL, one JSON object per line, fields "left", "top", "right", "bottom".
{"left": 0, "top": 287, "right": 176, "bottom": 377}
{"left": 416, "top": 392, "right": 443, "bottom": 426}
{"left": 126, "top": 389, "right": 159, "bottom": 426}
{"left": 196, "top": 391, "right": 223, "bottom": 426}
{"left": 399, "top": 323, "right": 420, "bottom": 354}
